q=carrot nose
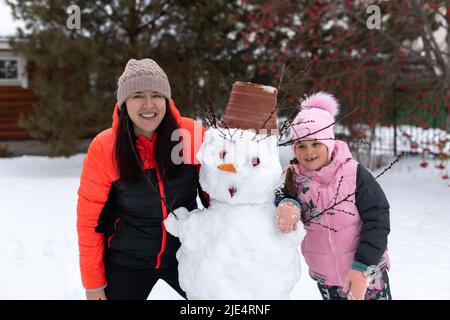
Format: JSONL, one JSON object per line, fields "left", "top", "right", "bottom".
{"left": 217, "top": 163, "right": 237, "bottom": 173}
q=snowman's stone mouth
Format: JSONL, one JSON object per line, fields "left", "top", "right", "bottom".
{"left": 228, "top": 187, "right": 237, "bottom": 198}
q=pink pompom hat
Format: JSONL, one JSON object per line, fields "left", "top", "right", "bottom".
{"left": 290, "top": 92, "right": 339, "bottom": 160}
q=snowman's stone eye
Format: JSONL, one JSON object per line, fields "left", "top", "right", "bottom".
{"left": 219, "top": 150, "right": 227, "bottom": 160}
{"left": 251, "top": 157, "right": 260, "bottom": 167}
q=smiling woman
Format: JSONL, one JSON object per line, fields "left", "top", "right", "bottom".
{"left": 76, "top": 58, "right": 209, "bottom": 300}
{"left": 125, "top": 91, "right": 166, "bottom": 138}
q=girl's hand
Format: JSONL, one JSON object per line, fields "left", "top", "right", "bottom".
{"left": 276, "top": 201, "right": 300, "bottom": 233}
{"left": 343, "top": 270, "right": 369, "bottom": 300}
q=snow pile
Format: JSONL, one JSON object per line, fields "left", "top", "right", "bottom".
{"left": 0, "top": 155, "right": 84, "bottom": 299}
{"left": 0, "top": 146, "right": 449, "bottom": 299}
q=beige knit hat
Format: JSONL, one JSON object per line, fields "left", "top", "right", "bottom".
{"left": 117, "top": 58, "right": 171, "bottom": 109}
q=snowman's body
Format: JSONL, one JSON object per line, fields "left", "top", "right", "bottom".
{"left": 164, "top": 128, "right": 301, "bottom": 299}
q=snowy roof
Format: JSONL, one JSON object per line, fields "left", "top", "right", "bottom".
{"left": 0, "top": 36, "right": 13, "bottom": 51}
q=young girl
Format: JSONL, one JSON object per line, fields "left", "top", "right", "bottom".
{"left": 275, "top": 92, "right": 392, "bottom": 300}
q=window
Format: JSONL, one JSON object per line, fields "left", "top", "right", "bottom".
{"left": 0, "top": 59, "right": 19, "bottom": 80}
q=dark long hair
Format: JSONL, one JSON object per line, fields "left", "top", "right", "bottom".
{"left": 284, "top": 158, "right": 299, "bottom": 196}
{"left": 115, "top": 99, "right": 182, "bottom": 184}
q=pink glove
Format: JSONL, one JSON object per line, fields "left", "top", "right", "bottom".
{"left": 342, "top": 269, "right": 369, "bottom": 300}
{"left": 276, "top": 201, "right": 300, "bottom": 233}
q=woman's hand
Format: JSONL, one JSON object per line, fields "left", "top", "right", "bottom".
{"left": 86, "top": 289, "right": 107, "bottom": 300}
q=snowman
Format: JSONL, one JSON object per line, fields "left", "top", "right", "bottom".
{"left": 164, "top": 82, "right": 302, "bottom": 299}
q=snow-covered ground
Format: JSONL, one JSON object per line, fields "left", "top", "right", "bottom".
{"left": 0, "top": 150, "right": 449, "bottom": 299}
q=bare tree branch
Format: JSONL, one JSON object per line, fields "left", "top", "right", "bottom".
{"left": 303, "top": 152, "right": 405, "bottom": 228}
{"left": 279, "top": 105, "right": 362, "bottom": 147}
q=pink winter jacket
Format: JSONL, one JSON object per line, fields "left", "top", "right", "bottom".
{"left": 292, "top": 140, "right": 390, "bottom": 286}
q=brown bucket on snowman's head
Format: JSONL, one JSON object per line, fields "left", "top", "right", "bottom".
{"left": 221, "top": 81, "right": 278, "bottom": 134}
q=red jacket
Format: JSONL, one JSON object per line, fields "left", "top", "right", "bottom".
{"left": 77, "top": 101, "right": 206, "bottom": 289}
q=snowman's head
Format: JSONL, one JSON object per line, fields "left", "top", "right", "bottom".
{"left": 196, "top": 128, "right": 282, "bottom": 205}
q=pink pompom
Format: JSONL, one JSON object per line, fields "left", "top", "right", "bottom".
{"left": 300, "top": 91, "right": 339, "bottom": 117}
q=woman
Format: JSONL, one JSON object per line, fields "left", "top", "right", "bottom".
{"left": 77, "top": 58, "right": 209, "bottom": 300}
